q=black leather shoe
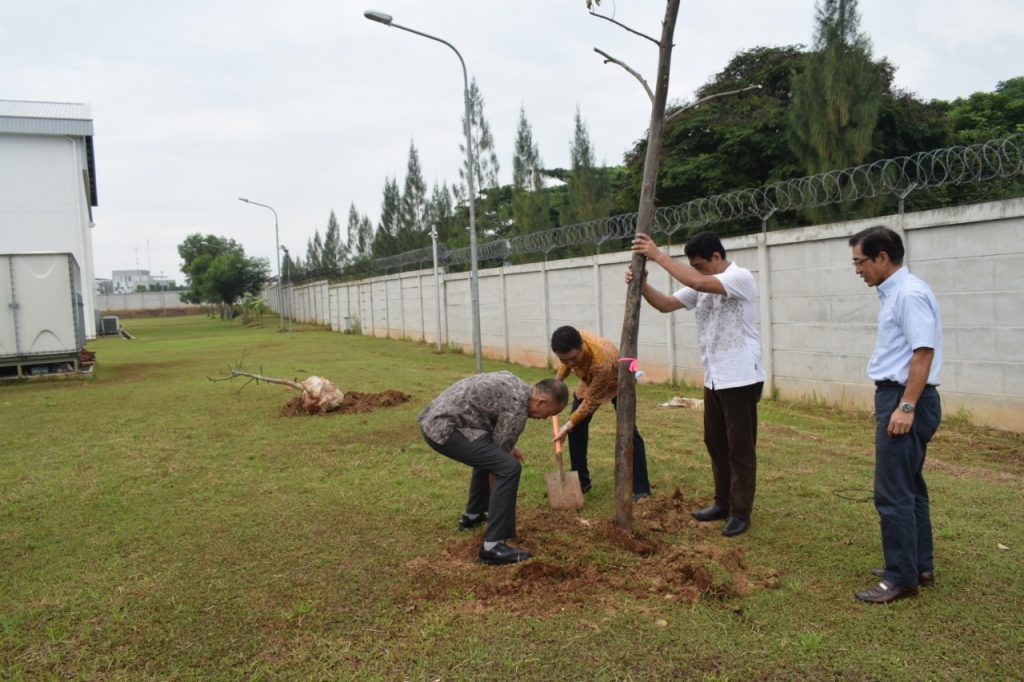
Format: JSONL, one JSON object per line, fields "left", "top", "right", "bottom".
{"left": 722, "top": 516, "right": 750, "bottom": 536}
{"left": 871, "top": 567, "right": 934, "bottom": 586}
{"left": 691, "top": 505, "right": 729, "bottom": 522}
{"left": 581, "top": 483, "right": 592, "bottom": 494}
{"left": 855, "top": 580, "right": 918, "bottom": 603}
{"left": 457, "top": 513, "right": 486, "bottom": 531}
{"left": 479, "top": 541, "right": 531, "bottom": 565}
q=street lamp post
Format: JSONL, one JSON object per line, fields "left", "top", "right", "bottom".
{"left": 429, "top": 227, "right": 443, "bottom": 353}
{"left": 238, "top": 197, "right": 285, "bottom": 333}
{"left": 280, "top": 245, "right": 293, "bottom": 339}
{"left": 364, "top": 9, "right": 482, "bottom": 372}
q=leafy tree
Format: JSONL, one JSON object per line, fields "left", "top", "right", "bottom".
{"left": 426, "top": 182, "right": 458, "bottom": 246}
{"left": 788, "top": 0, "right": 888, "bottom": 174}
{"left": 397, "top": 142, "right": 429, "bottom": 252}
{"left": 456, "top": 78, "right": 502, "bottom": 240}
{"left": 204, "top": 251, "right": 270, "bottom": 315}
{"left": 177, "top": 233, "right": 244, "bottom": 304}
{"left": 372, "top": 177, "right": 401, "bottom": 257}
{"left": 357, "top": 216, "right": 374, "bottom": 260}
{"left": 563, "top": 107, "right": 612, "bottom": 225}
{"left": 949, "top": 77, "right": 1024, "bottom": 144}
{"left": 511, "top": 106, "right": 551, "bottom": 237}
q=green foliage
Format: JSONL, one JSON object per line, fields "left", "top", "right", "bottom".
{"left": 396, "top": 142, "right": 430, "bottom": 253}
{"left": 321, "top": 209, "right": 344, "bottom": 277}
{"left": 563, "top": 107, "right": 612, "bottom": 226}
{"left": 788, "top": 0, "right": 888, "bottom": 175}
{"left": 511, "top": 106, "right": 552, "bottom": 240}
{"left": 372, "top": 176, "right": 401, "bottom": 258}
{"left": 949, "top": 77, "right": 1024, "bottom": 144}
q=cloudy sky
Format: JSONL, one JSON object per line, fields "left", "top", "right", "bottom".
{"left": 4, "top": 0, "right": 1022, "bottom": 283}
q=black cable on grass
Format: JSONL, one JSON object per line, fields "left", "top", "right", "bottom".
{"left": 832, "top": 489, "right": 874, "bottom": 502}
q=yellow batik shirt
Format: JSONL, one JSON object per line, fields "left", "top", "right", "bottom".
{"left": 555, "top": 330, "right": 620, "bottom": 428}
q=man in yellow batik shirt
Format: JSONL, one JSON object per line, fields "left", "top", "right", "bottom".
{"left": 550, "top": 325, "right": 651, "bottom": 501}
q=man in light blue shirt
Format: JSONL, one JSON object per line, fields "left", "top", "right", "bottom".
{"left": 850, "top": 226, "right": 942, "bottom": 604}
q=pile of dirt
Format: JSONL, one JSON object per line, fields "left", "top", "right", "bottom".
{"left": 280, "top": 389, "right": 412, "bottom": 416}
{"left": 402, "top": 490, "right": 780, "bottom": 617}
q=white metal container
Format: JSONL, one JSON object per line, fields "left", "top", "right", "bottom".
{"left": 0, "top": 252, "right": 85, "bottom": 360}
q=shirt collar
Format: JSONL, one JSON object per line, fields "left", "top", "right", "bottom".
{"left": 877, "top": 266, "right": 907, "bottom": 299}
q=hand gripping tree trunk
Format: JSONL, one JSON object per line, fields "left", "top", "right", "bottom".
{"left": 605, "top": 1, "right": 680, "bottom": 529}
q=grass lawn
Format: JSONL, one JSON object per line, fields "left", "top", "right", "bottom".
{"left": 1, "top": 315, "right": 1022, "bottom": 680}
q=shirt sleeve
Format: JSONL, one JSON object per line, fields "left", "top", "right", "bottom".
{"left": 556, "top": 363, "right": 570, "bottom": 381}
{"left": 492, "top": 409, "right": 528, "bottom": 453}
{"left": 567, "top": 361, "right": 617, "bottom": 427}
{"left": 717, "top": 265, "right": 756, "bottom": 301}
{"left": 673, "top": 286, "right": 699, "bottom": 310}
{"left": 900, "top": 289, "right": 939, "bottom": 351}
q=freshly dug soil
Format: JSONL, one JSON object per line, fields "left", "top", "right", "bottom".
{"left": 402, "top": 489, "right": 781, "bottom": 617}
{"left": 280, "top": 389, "right": 412, "bottom": 416}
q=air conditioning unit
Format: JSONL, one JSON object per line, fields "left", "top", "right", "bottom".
{"left": 101, "top": 316, "right": 120, "bottom": 335}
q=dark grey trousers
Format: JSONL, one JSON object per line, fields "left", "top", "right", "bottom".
{"left": 874, "top": 384, "right": 941, "bottom": 587}
{"left": 422, "top": 429, "right": 522, "bottom": 543}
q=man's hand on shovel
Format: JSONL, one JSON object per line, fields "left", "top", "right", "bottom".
{"left": 552, "top": 415, "right": 571, "bottom": 445}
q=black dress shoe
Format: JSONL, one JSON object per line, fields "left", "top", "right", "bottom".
{"left": 691, "top": 505, "right": 729, "bottom": 522}
{"left": 479, "top": 541, "right": 532, "bottom": 565}
{"left": 871, "top": 567, "right": 934, "bottom": 586}
{"left": 722, "top": 516, "right": 750, "bottom": 537}
{"left": 581, "top": 483, "right": 592, "bottom": 494}
{"left": 457, "top": 513, "right": 487, "bottom": 531}
{"left": 855, "top": 580, "right": 918, "bottom": 603}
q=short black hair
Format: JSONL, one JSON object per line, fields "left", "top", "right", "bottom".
{"left": 849, "top": 225, "right": 904, "bottom": 265}
{"left": 684, "top": 230, "right": 726, "bottom": 261}
{"left": 535, "top": 378, "right": 569, "bottom": 406}
{"left": 550, "top": 325, "right": 583, "bottom": 354}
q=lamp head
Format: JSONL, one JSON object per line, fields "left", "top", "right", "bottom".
{"left": 364, "top": 10, "right": 393, "bottom": 25}
{"left": 238, "top": 197, "right": 250, "bottom": 203}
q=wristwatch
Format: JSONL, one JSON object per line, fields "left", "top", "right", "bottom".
{"left": 899, "top": 402, "right": 915, "bottom": 413}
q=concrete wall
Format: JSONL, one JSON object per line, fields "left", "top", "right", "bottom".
{"left": 267, "top": 198, "right": 1024, "bottom": 431}
{"left": 0, "top": 134, "right": 98, "bottom": 337}
{"left": 96, "top": 291, "right": 187, "bottom": 311}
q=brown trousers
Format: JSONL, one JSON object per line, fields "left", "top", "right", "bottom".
{"left": 703, "top": 381, "right": 763, "bottom": 520}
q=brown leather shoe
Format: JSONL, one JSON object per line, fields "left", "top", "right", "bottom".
{"left": 870, "top": 567, "right": 934, "bottom": 586}
{"left": 855, "top": 580, "right": 918, "bottom": 603}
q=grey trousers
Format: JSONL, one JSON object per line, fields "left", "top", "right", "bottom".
{"left": 422, "top": 429, "right": 522, "bottom": 543}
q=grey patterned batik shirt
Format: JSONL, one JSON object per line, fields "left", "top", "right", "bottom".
{"left": 417, "top": 371, "right": 532, "bottom": 453}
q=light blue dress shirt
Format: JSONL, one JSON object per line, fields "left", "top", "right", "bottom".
{"left": 867, "top": 267, "right": 942, "bottom": 386}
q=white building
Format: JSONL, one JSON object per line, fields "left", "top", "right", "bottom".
{"left": 112, "top": 269, "right": 153, "bottom": 293}
{"left": 0, "top": 99, "right": 99, "bottom": 338}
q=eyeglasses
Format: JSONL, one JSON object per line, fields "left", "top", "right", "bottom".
{"left": 852, "top": 256, "right": 874, "bottom": 267}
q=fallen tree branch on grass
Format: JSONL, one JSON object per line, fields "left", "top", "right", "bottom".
{"left": 208, "top": 369, "right": 345, "bottom": 414}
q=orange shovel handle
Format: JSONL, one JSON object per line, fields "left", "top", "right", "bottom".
{"left": 552, "top": 415, "right": 562, "bottom": 454}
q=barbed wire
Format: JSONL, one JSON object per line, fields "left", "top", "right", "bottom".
{"left": 363, "top": 134, "right": 1023, "bottom": 273}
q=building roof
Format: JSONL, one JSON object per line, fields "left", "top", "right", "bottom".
{"left": 0, "top": 99, "right": 98, "bottom": 206}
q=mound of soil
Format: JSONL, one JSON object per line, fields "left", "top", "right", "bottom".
{"left": 280, "top": 389, "right": 412, "bottom": 416}
{"left": 402, "top": 490, "right": 780, "bottom": 617}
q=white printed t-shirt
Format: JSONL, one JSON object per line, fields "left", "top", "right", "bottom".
{"left": 673, "top": 261, "right": 766, "bottom": 390}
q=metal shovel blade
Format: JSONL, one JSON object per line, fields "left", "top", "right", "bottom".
{"left": 546, "top": 416, "right": 584, "bottom": 509}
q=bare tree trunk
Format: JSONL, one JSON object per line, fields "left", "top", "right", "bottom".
{"left": 613, "top": 0, "right": 681, "bottom": 529}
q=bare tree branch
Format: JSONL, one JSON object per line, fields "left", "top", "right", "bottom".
{"left": 664, "top": 84, "right": 763, "bottom": 123}
{"left": 594, "top": 48, "right": 654, "bottom": 102}
{"left": 589, "top": 11, "right": 660, "bottom": 46}
{"left": 208, "top": 369, "right": 304, "bottom": 390}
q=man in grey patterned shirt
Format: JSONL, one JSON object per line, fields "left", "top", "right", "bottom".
{"left": 419, "top": 371, "right": 568, "bottom": 565}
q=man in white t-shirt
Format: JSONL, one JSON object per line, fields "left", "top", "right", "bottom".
{"left": 629, "top": 231, "right": 765, "bottom": 537}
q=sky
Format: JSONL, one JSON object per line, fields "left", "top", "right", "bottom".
{"left": 3, "top": 0, "right": 1023, "bottom": 283}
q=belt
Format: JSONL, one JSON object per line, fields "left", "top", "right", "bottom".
{"left": 874, "top": 380, "right": 903, "bottom": 389}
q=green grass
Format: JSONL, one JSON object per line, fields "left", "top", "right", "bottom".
{"left": 1, "top": 315, "right": 1022, "bottom": 680}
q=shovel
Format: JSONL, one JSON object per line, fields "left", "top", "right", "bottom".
{"left": 545, "top": 415, "right": 585, "bottom": 510}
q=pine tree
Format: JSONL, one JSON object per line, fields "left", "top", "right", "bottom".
{"left": 322, "top": 210, "right": 343, "bottom": 277}
{"left": 345, "top": 203, "right": 363, "bottom": 264}
{"left": 372, "top": 177, "right": 401, "bottom": 258}
{"left": 458, "top": 78, "right": 501, "bottom": 195}
{"left": 788, "top": 0, "right": 886, "bottom": 174}
{"left": 511, "top": 106, "right": 551, "bottom": 237}
{"left": 397, "top": 142, "right": 429, "bottom": 252}
{"left": 306, "top": 231, "right": 324, "bottom": 277}
{"left": 426, "top": 182, "right": 455, "bottom": 245}
{"left": 357, "top": 216, "right": 374, "bottom": 260}
{"left": 564, "top": 107, "right": 612, "bottom": 225}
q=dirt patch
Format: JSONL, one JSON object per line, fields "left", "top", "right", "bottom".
{"left": 280, "top": 389, "right": 411, "bottom": 416}
{"left": 402, "top": 490, "right": 780, "bottom": 618}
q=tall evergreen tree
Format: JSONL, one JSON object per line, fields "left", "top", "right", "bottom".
{"left": 306, "top": 231, "right": 324, "bottom": 277}
{"left": 357, "top": 216, "right": 374, "bottom": 260}
{"left": 458, "top": 78, "right": 501, "bottom": 196}
{"left": 788, "top": 0, "right": 886, "bottom": 174}
{"left": 344, "top": 203, "right": 363, "bottom": 264}
{"left": 372, "top": 177, "right": 401, "bottom": 257}
{"left": 426, "top": 182, "right": 456, "bottom": 245}
{"left": 397, "top": 142, "right": 429, "bottom": 252}
{"left": 511, "top": 106, "right": 551, "bottom": 236}
{"left": 322, "top": 209, "right": 343, "bottom": 277}
{"left": 564, "top": 107, "right": 612, "bottom": 225}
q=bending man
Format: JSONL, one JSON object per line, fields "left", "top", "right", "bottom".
{"left": 418, "top": 371, "right": 568, "bottom": 565}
